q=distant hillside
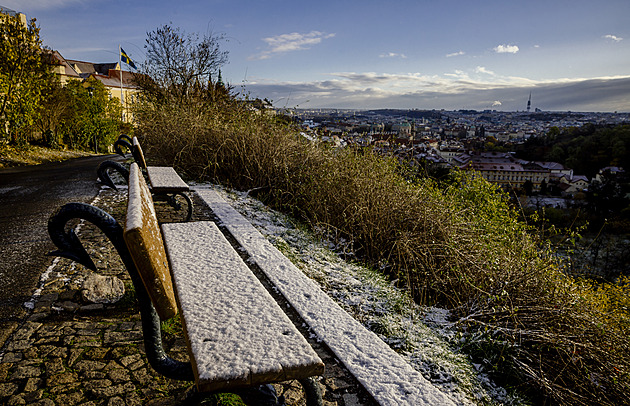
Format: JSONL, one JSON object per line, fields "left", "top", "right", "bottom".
{"left": 514, "top": 123, "right": 630, "bottom": 178}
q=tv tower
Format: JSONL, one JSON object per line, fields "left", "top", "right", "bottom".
{"left": 527, "top": 92, "right": 531, "bottom": 113}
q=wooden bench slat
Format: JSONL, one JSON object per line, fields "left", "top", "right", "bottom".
{"left": 123, "top": 163, "right": 179, "bottom": 320}
{"left": 198, "top": 190, "right": 457, "bottom": 406}
{"left": 161, "top": 220, "right": 324, "bottom": 392}
{"left": 146, "top": 166, "right": 189, "bottom": 193}
{"left": 132, "top": 137, "right": 148, "bottom": 169}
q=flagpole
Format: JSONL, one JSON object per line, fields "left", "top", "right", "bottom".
{"left": 119, "top": 45, "right": 124, "bottom": 121}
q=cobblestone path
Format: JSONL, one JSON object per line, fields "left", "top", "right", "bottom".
{"left": 0, "top": 188, "right": 376, "bottom": 406}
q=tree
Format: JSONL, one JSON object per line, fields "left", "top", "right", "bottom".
{"left": 588, "top": 170, "right": 629, "bottom": 218}
{"left": 62, "top": 77, "right": 122, "bottom": 151}
{"left": 539, "top": 179, "right": 548, "bottom": 195}
{"left": 35, "top": 77, "right": 71, "bottom": 148}
{"left": 0, "top": 14, "right": 52, "bottom": 146}
{"left": 136, "top": 24, "right": 229, "bottom": 103}
{"left": 523, "top": 179, "right": 533, "bottom": 196}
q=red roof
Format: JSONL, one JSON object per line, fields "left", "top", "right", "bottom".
{"left": 89, "top": 69, "right": 138, "bottom": 89}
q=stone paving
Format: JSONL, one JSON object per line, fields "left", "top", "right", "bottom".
{"left": 0, "top": 188, "right": 376, "bottom": 406}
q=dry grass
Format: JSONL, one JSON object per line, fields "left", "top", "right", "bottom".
{"left": 0, "top": 144, "right": 94, "bottom": 168}
{"left": 134, "top": 96, "right": 630, "bottom": 405}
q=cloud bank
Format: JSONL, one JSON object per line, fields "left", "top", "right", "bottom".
{"left": 243, "top": 72, "right": 630, "bottom": 112}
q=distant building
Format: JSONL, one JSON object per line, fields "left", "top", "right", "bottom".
{"left": 455, "top": 151, "right": 589, "bottom": 194}
{"left": 46, "top": 51, "right": 140, "bottom": 122}
{"left": 594, "top": 166, "right": 626, "bottom": 183}
{"left": 437, "top": 142, "right": 465, "bottom": 163}
{"left": 462, "top": 160, "right": 550, "bottom": 191}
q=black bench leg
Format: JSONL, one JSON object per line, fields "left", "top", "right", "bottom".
{"left": 235, "top": 384, "right": 285, "bottom": 406}
{"left": 299, "top": 377, "right": 323, "bottom": 406}
{"left": 183, "top": 384, "right": 284, "bottom": 406}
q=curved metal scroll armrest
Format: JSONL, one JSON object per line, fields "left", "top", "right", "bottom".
{"left": 118, "top": 134, "right": 132, "bottom": 144}
{"left": 97, "top": 160, "right": 130, "bottom": 190}
{"left": 113, "top": 139, "right": 132, "bottom": 157}
{"left": 165, "top": 192, "right": 194, "bottom": 222}
{"left": 47, "top": 203, "right": 194, "bottom": 381}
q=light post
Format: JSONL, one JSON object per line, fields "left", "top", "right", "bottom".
{"left": 87, "top": 86, "right": 97, "bottom": 153}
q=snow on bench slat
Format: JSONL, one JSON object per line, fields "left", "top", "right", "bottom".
{"left": 161, "top": 220, "right": 324, "bottom": 393}
{"left": 146, "top": 166, "right": 189, "bottom": 193}
{"left": 123, "top": 163, "right": 178, "bottom": 320}
{"left": 131, "top": 137, "right": 148, "bottom": 169}
{"left": 198, "top": 189, "right": 457, "bottom": 406}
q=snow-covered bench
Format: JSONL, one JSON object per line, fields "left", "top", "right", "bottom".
{"left": 47, "top": 162, "right": 325, "bottom": 405}
{"left": 199, "top": 190, "right": 458, "bottom": 406}
{"left": 97, "top": 135, "right": 193, "bottom": 221}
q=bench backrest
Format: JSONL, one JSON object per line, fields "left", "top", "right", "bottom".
{"left": 132, "top": 137, "right": 148, "bottom": 170}
{"left": 123, "top": 162, "right": 178, "bottom": 320}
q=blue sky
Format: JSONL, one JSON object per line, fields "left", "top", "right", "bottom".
{"left": 5, "top": 0, "right": 630, "bottom": 112}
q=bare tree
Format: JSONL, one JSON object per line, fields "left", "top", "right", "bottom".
{"left": 136, "top": 24, "right": 228, "bottom": 103}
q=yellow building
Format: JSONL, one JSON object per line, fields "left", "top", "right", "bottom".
{"left": 47, "top": 51, "right": 140, "bottom": 122}
{"left": 462, "top": 161, "right": 550, "bottom": 191}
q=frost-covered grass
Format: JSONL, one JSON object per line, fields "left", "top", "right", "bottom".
{"left": 196, "top": 184, "right": 528, "bottom": 406}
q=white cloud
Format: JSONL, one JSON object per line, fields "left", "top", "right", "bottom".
{"left": 475, "top": 66, "right": 495, "bottom": 75}
{"left": 379, "top": 52, "right": 407, "bottom": 59}
{"left": 250, "top": 31, "right": 335, "bottom": 60}
{"left": 446, "top": 51, "right": 465, "bottom": 57}
{"left": 492, "top": 101, "right": 502, "bottom": 106}
{"left": 444, "top": 70, "right": 468, "bottom": 79}
{"left": 603, "top": 34, "right": 623, "bottom": 42}
{"left": 494, "top": 44, "right": 519, "bottom": 54}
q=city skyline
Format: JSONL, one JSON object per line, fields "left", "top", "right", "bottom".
{"left": 5, "top": 0, "right": 630, "bottom": 112}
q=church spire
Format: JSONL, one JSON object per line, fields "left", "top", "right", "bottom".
{"left": 217, "top": 70, "right": 224, "bottom": 87}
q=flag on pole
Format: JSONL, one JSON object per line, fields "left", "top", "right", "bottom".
{"left": 120, "top": 48, "right": 137, "bottom": 69}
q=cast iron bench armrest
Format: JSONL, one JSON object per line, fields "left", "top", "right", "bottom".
{"left": 96, "top": 136, "right": 193, "bottom": 221}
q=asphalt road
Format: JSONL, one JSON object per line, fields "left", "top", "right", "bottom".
{"left": 0, "top": 154, "right": 120, "bottom": 348}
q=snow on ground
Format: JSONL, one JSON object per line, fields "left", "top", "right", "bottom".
{"left": 192, "top": 184, "right": 527, "bottom": 405}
